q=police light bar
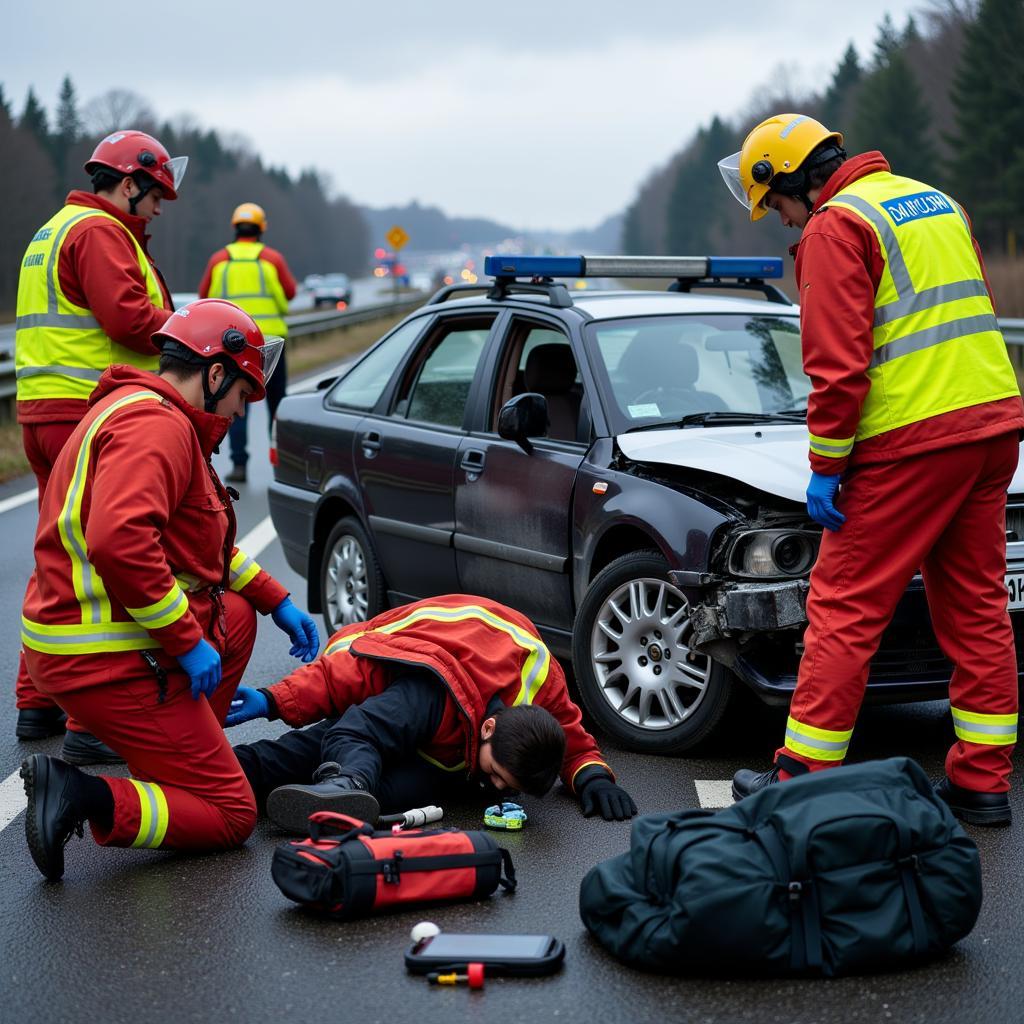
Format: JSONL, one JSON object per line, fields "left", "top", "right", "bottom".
{"left": 483, "top": 255, "right": 783, "bottom": 280}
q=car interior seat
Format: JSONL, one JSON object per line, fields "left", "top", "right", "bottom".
{"left": 616, "top": 329, "right": 727, "bottom": 416}
{"left": 523, "top": 343, "right": 581, "bottom": 441}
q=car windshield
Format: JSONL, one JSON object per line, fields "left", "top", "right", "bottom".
{"left": 320, "top": 274, "right": 349, "bottom": 286}
{"left": 584, "top": 313, "right": 808, "bottom": 434}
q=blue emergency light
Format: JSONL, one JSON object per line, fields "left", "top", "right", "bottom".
{"left": 483, "top": 254, "right": 783, "bottom": 281}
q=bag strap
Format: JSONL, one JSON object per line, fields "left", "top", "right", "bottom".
{"left": 898, "top": 854, "right": 929, "bottom": 956}
{"left": 498, "top": 847, "right": 517, "bottom": 892}
{"left": 307, "top": 811, "right": 375, "bottom": 842}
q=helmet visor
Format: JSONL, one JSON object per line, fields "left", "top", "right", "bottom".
{"left": 717, "top": 152, "right": 751, "bottom": 209}
{"left": 259, "top": 336, "right": 285, "bottom": 385}
{"left": 165, "top": 155, "right": 189, "bottom": 192}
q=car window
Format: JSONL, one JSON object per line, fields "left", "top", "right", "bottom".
{"left": 399, "top": 321, "right": 492, "bottom": 428}
{"left": 586, "top": 314, "right": 807, "bottom": 432}
{"left": 325, "top": 317, "right": 426, "bottom": 411}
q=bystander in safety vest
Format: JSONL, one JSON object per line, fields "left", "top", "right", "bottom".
{"left": 207, "top": 242, "right": 289, "bottom": 338}
{"left": 15, "top": 205, "right": 166, "bottom": 401}
{"left": 807, "top": 171, "right": 1019, "bottom": 464}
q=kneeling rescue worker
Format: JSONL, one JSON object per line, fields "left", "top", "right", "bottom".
{"left": 719, "top": 114, "right": 1022, "bottom": 825}
{"left": 225, "top": 595, "right": 637, "bottom": 828}
{"left": 20, "top": 299, "right": 321, "bottom": 880}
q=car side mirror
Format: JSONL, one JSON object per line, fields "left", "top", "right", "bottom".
{"left": 498, "top": 393, "right": 548, "bottom": 453}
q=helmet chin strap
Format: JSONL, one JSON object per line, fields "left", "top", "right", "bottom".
{"left": 202, "top": 359, "right": 240, "bottom": 413}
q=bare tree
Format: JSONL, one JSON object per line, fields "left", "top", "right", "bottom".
{"left": 81, "top": 89, "right": 157, "bottom": 135}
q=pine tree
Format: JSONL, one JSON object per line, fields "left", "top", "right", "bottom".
{"left": 19, "top": 87, "right": 49, "bottom": 144}
{"left": 820, "top": 43, "right": 862, "bottom": 139}
{"left": 0, "top": 83, "right": 11, "bottom": 124}
{"left": 665, "top": 117, "right": 735, "bottom": 254}
{"left": 948, "top": 0, "right": 1024, "bottom": 252}
{"left": 51, "top": 75, "right": 82, "bottom": 196}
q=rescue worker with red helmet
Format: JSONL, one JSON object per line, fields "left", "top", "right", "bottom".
{"left": 720, "top": 115, "right": 1023, "bottom": 825}
{"left": 18, "top": 299, "right": 321, "bottom": 881}
{"left": 199, "top": 202, "right": 297, "bottom": 484}
{"left": 13, "top": 129, "right": 186, "bottom": 762}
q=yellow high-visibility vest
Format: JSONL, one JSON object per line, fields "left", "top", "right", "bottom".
{"left": 15, "top": 204, "right": 166, "bottom": 401}
{"left": 207, "top": 242, "right": 289, "bottom": 338}
{"left": 810, "top": 171, "right": 1019, "bottom": 459}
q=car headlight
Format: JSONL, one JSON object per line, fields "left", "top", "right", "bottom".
{"left": 728, "top": 529, "right": 819, "bottom": 579}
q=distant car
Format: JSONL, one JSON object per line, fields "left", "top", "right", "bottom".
{"left": 268, "top": 255, "right": 1024, "bottom": 755}
{"left": 310, "top": 273, "right": 352, "bottom": 309}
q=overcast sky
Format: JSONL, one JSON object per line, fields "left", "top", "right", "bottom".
{"left": 3, "top": 1, "right": 926, "bottom": 231}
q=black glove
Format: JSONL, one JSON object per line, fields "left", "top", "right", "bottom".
{"left": 579, "top": 777, "right": 637, "bottom": 821}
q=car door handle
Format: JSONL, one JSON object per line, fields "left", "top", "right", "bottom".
{"left": 361, "top": 431, "right": 382, "bottom": 456}
{"left": 460, "top": 449, "right": 486, "bottom": 473}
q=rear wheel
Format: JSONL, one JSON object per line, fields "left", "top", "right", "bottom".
{"left": 573, "top": 550, "right": 732, "bottom": 754}
{"left": 319, "top": 517, "right": 386, "bottom": 632}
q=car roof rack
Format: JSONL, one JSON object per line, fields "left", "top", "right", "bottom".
{"left": 479, "top": 255, "right": 791, "bottom": 307}
{"left": 427, "top": 282, "right": 491, "bottom": 304}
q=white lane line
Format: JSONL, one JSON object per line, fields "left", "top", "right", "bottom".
{"left": 0, "top": 765, "right": 27, "bottom": 832}
{"left": 237, "top": 515, "right": 277, "bottom": 560}
{"left": 0, "top": 487, "right": 37, "bottom": 515}
{"left": 695, "top": 780, "right": 734, "bottom": 809}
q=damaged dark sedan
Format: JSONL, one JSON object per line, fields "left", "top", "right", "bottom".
{"left": 268, "top": 255, "right": 1024, "bottom": 753}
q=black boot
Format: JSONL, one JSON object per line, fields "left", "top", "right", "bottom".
{"left": 266, "top": 762, "right": 380, "bottom": 834}
{"left": 934, "top": 777, "right": 1011, "bottom": 827}
{"left": 20, "top": 754, "right": 89, "bottom": 881}
{"left": 16, "top": 707, "right": 67, "bottom": 740}
{"left": 61, "top": 730, "right": 124, "bottom": 766}
{"left": 732, "top": 755, "right": 809, "bottom": 802}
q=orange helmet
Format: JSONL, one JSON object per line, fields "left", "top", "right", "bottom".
{"left": 718, "top": 114, "right": 844, "bottom": 221}
{"left": 153, "top": 299, "right": 283, "bottom": 407}
{"left": 85, "top": 130, "right": 188, "bottom": 200}
{"left": 231, "top": 202, "right": 267, "bottom": 232}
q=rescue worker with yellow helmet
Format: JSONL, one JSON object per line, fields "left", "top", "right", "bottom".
{"left": 198, "top": 202, "right": 297, "bottom": 483}
{"left": 12, "top": 129, "right": 187, "bottom": 763}
{"left": 720, "top": 114, "right": 1023, "bottom": 825}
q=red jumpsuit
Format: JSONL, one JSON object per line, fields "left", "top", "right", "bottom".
{"left": 779, "top": 152, "right": 1024, "bottom": 792}
{"left": 16, "top": 190, "right": 174, "bottom": 714}
{"left": 23, "top": 366, "right": 288, "bottom": 850}
{"left": 265, "top": 595, "right": 613, "bottom": 792}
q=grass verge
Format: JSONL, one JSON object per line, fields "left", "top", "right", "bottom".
{"left": 0, "top": 421, "right": 28, "bottom": 486}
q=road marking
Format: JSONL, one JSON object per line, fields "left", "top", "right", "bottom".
{"left": 0, "top": 487, "right": 37, "bottom": 515}
{"left": 695, "top": 780, "right": 733, "bottom": 809}
{"left": 0, "top": 765, "right": 27, "bottom": 832}
{"left": 237, "top": 515, "right": 277, "bottom": 560}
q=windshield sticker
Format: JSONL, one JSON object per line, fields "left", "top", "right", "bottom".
{"left": 627, "top": 403, "right": 661, "bottom": 418}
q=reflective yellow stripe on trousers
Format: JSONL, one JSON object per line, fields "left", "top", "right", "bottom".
{"left": 785, "top": 716, "right": 853, "bottom": 762}
{"left": 128, "top": 779, "right": 170, "bottom": 848}
{"left": 950, "top": 706, "right": 1017, "bottom": 746}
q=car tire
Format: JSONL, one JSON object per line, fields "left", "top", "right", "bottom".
{"left": 572, "top": 549, "right": 732, "bottom": 754}
{"left": 319, "top": 517, "right": 386, "bottom": 633}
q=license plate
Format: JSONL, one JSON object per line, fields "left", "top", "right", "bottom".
{"left": 1006, "top": 571, "right": 1024, "bottom": 610}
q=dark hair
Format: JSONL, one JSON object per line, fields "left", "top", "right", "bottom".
{"left": 488, "top": 705, "right": 566, "bottom": 797}
{"left": 235, "top": 223, "right": 262, "bottom": 240}
{"left": 804, "top": 140, "right": 846, "bottom": 191}
{"left": 92, "top": 167, "right": 159, "bottom": 196}
{"left": 157, "top": 350, "right": 205, "bottom": 378}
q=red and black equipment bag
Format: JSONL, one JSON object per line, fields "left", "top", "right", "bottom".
{"left": 271, "top": 812, "right": 517, "bottom": 918}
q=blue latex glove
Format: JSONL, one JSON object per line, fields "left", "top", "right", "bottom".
{"left": 226, "top": 685, "right": 269, "bottom": 727}
{"left": 271, "top": 597, "right": 320, "bottom": 662}
{"left": 177, "top": 637, "right": 222, "bottom": 700}
{"left": 806, "top": 471, "right": 846, "bottom": 532}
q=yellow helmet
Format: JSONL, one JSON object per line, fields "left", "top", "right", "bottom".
{"left": 718, "top": 113, "right": 844, "bottom": 221}
{"left": 231, "top": 202, "right": 267, "bottom": 232}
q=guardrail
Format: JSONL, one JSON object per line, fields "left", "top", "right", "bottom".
{"left": 0, "top": 294, "right": 426, "bottom": 418}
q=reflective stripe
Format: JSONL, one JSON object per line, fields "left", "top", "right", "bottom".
{"left": 57, "top": 391, "right": 162, "bottom": 624}
{"left": 127, "top": 582, "right": 189, "bottom": 630}
{"left": 21, "top": 615, "right": 161, "bottom": 654}
{"left": 44, "top": 210, "right": 95, "bottom": 316}
{"left": 16, "top": 364, "right": 103, "bottom": 381}
{"left": 229, "top": 549, "right": 260, "bottom": 592}
{"left": 15, "top": 312, "right": 101, "bottom": 330}
{"left": 873, "top": 279, "right": 991, "bottom": 327}
{"left": 951, "top": 706, "right": 1017, "bottom": 746}
{"left": 175, "top": 572, "right": 203, "bottom": 592}
{"left": 571, "top": 760, "right": 611, "bottom": 790}
{"left": 784, "top": 716, "right": 852, "bottom": 762}
{"left": 870, "top": 313, "right": 1001, "bottom": 369}
{"left": 832, "top": 192, "right": 913, "bottom": 294}
{"left": 129, "top": 779, "right": 170, "bottom": 848}
{"left": 780, "top": 115, "right": 810, "bottom": 139}
{"left": 416, "top": 749, "right": 467, "bottom": 772}
{"left": 325, "top": 604, "right": 552, "bottom": 705}
{"left": 808, "top": 433, "right": 854, "bottom": 458}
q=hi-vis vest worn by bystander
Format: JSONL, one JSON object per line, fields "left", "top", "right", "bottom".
{"left": 15, "top": 205, "right": 166, "bottom": 401}
{"left": 207, "top": 242, "right": 289, "bottom": 337}
{"left": 809, "top": 171, "right": 1019, "bottom": 462}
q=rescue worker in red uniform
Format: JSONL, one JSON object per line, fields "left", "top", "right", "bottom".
{"left": 198, "top": 201, "right": 297, "bottom": 484}
{"left": 19, "top": 299, "right": 321, "bottom": 881}
{"left": 13, "top": 129, "right": 185, "bottom": 760}
{"left": 719, "top": 114, "right": 1023, "bottom": 825}
{"left": 225, "top": 595, "right": 638, "bottom": 827}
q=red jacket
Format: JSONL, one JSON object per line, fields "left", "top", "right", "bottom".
{"left": 795, "top": 152, "right": 1024, "bottom": 474}
{"left": 198, "top": 240, "right": 297, "bottom": 300}
{"left": 23, "top": 365, "right": 288, "bottom": 687}
{"left": 18, "top": 190, "right": 175, "bottom": 425}
{"left": 265, "top": 595, "right": 612, "bottom": 791}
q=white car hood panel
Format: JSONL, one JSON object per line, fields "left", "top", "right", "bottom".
{"left": 617, "top": 425, "right": 1024, "bottom": 503}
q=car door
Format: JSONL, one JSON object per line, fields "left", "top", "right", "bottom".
{"left": 454, "top": 315, "right": 587, "bottom": 630}
{"left": 353, "top": 313, "right": 497, "bottom": 601}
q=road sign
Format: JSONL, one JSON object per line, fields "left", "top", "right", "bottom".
{"left": 386, "top": 225, "right": 409, "bottom": 251}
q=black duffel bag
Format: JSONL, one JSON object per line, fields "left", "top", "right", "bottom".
{"left": 580, "top": 757, "right": 982, "bottom": 977}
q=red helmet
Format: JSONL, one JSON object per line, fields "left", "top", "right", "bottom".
{"left": 84, "top": 130, "right": 188, "bottom": 200}
{"left": 153, "top": 299, "right": 283, "bottom": 403}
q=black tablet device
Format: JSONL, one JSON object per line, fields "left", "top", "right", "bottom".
{"left": 405, "top": 933, "right": 565, "bottom": 977}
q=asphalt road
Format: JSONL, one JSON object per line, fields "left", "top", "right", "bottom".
{"left": 0, "top": 389, "right": 1022, "bottom": 1024}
